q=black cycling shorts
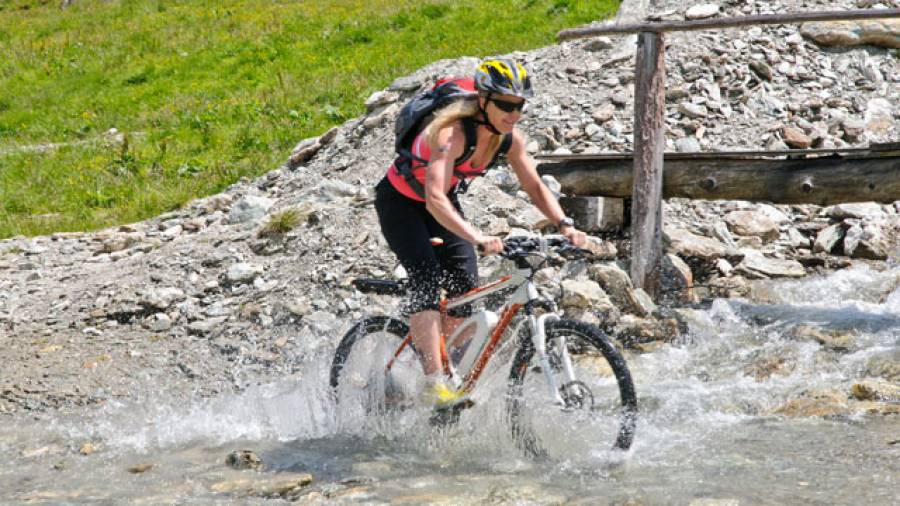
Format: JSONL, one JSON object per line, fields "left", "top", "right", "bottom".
{"left": 374, "top": 177, "right": 477, "bottom": 317}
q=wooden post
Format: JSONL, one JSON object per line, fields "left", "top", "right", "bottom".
{"left": 631, "top": 31, "right": 666, "bottom": 298}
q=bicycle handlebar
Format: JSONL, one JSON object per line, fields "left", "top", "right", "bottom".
{"left": 499, "top": 234, "right": 578, "bottom": 259}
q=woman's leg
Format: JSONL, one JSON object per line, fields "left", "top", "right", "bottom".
{"left": 375, "top": 179, "right": 446, "bottom": 376}
{"left": 409, "top": 310, "right": 443, "bottom": 376}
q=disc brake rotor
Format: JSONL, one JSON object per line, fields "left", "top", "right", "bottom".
{"left": 559, "top": 380, "right": 595, "bottom": 411}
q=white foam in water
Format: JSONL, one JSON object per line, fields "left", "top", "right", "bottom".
{"left": 60, "top": 360, "right": 338, "bottom": 453}
{"left": 757, "top": 264, "right": 900, "bottom": 313}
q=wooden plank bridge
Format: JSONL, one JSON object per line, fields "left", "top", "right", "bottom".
{"left": 547, "top": 8, "right": 900, "bottom": 298}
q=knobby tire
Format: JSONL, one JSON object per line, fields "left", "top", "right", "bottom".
{"left": 506, "top": 318, "right": 637, "bottom": 458}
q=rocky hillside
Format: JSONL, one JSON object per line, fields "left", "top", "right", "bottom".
{"left": 0, "top": 0, "right": 897, "bottom": 415}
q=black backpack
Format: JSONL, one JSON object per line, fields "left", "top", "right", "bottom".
{"left": 393, "top": 76, "right": 512, "bottom": 198}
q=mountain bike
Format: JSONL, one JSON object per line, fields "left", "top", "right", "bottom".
{"left": 330, "top": 235, "right": 637, "bottom": 457}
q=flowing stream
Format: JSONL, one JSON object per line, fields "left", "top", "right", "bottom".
{"left": 2, "top": 264, "right": 898, "bottom": 504}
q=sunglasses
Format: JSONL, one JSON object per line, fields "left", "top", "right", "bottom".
{"left": 489, "top": 98, "right": 526, "bottom": 113}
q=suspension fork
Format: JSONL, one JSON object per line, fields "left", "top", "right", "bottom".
{"left": 527, "top": 312, "right": 573, "bottom": 406}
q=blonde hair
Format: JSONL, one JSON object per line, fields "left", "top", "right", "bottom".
{"left": 426, "top": 97, "right": 502, "bottom": 165}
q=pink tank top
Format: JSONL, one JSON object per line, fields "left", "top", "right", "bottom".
{"left": 386, "top": 129, "right": 487, "bottom": 202}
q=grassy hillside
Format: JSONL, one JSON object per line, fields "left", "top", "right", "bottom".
{"left": 0, "top": 0, "right": 619, "bottom": 238}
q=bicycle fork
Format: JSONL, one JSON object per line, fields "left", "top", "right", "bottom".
{"left": 528, "top": 313, "right": 575, "bottom": 406}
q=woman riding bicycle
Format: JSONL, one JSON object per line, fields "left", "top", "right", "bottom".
{"left": 374, "top": 59, "right": 586, "bottom": 406}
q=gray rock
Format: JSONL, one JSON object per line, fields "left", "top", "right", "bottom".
{"left": 540, "top": 175, "right": 562, "bottom": 195}
{"left": 787, "top": 228, "right": 811, "bottom": 249}
{"left": 226, "top": 263, "right": 263, "bottom": 284}
{"left": 363, "top": 90, "right": 399, "bottom": 112}
{"left": 229, "top": 196, "right": 275, "bottom": 225}
{"left": 388, "top": 75, "right": 423, "bottom": 92}
{"left": 736, "top": 250, "right": 806, "bottom": 278}
{"left": 661, "top": 253, "right": 697, "bottom": 303}
{"left": 665, "top": 227, "right": 742, "bottom": 262}
{"left": 588, "top": 262, "right": 632, "bottom": 308}
{"left": 592, "top": 103, "right": 616, "bottom": 123}
{"left": 685, "top": 4, "right": 720, "bottom": 20}
{"left": 843, "top": 222, "right": 889, "bottom": 260}
{"left": 559, "top": 196, "right": 624, "bottom": 232}
{"left": 782, "top": 126, "right": 811, "bottom": 149}
{"left": 865, "top": 98, "right": 894, "bottom": 136}
{"left": 800, "top": 20, "right": 900, "bottom": 49}
{"left": 225, "top": 450, "right": 263, "bottom": 471}
{"left": 813, "top": 223, "right": 845, "bottom": 253}
{"left": 724, "top": 210, "right": 780, "bottom": 243}
{"left": 145, "top": 313, "right": 172, "bottom": 332}
{"left": 628, "top": 287, "right": 657, "bottom": 317}
{"left": 583, "top": 36, "right": 614, "bottom": 52}
{"left": 675, "top": 136, "right": 701, "bottom": 153}
{"left": 560, "top": 279, "right": 610, "bottom": 309}
{"left": 827, "top": 202, "right": 886, "bottom": 220}
{"left": 716, "top": 258, "right": 734, "bottom": 276}
{"left": 678, "top": 102, "right": 708, "bottom": 119}
{"left": 140, "top": 288, "right": 186, "bottom": 310}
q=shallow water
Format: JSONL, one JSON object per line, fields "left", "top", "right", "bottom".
{"left": 2, "top": 265, "right": 898, "bottom": 504}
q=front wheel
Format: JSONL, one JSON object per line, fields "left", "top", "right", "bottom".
{"left": 330, "top": 316, "right": 422, "bottom": 424}
{"left": 506, "top": 318, "right": 637, "bottom": 458}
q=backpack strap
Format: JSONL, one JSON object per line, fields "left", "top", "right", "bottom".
{"left": 395, "top": 121, "right": 512, "bottom": 199}
{"left": 395, "top": 118, "right": 479, "bottom": 200}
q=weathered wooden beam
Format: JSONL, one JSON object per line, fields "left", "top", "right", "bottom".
{"left": 631, "top": 32, "right": 666, "bottom": 298}
{"left": 536, "top": 143, "right": 900, "bottom": 161}
{"left": 538, "top": 155, "right": 900, "bottom": 206}
{"left": 558, "top": 8, "right": 900, "bottom": 38}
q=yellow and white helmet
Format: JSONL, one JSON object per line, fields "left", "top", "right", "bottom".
{"left": 474, "top": 59, "right": 534, "bottom": 98}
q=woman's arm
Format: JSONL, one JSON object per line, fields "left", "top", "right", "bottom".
{"left": 506, "top": 129, "right": 586, "bottom": 246}
{"left": 424, "top": 124, "right": 494, "bottom": 248}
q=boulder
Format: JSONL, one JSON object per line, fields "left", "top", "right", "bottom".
{"left": 865, "top": 98, "right": 894, "bottom": 136}
{"left": 813, "top": 223, "right": 845, "bottom": 254}
{"left": 800, "top": 19, "right": 900, "bottom": 49}
{"left": 782, "top": 126, "right": 811, "bottom": 149}
{"left": 226, "top": 450, "right": 263, "bottom": 471}
{"left": 139, "top": 287, "right": 186, "bottom": 310}
{"left": 559, "top": 196, "right": 624, "bottom": 232}
{"left": 627, "top": 288, "right": 658, "bottom": 317}
{"left": 736, "top": 250, "right": 806, "bottom": 279}
{"left": 560, "top": 279, "right": 610, "bottom": 309}
{"left": 582, "top": 236, "right": 617, "bottom": 260}
{"left": 826, "top": 202, "right": 886, "bottom": 220}
{"left": 226, "top": 263, "right": 263, "bottom": 285}
{"left": 724, "top": 210, "right": 780, "bottom": 243}
{"left": 614, "top": 315, "right": 681, "bottom": 346}
{"left": 660, "top": 253, "right": 697, "bottom": 303}
{"left": 771, "top": 388, "right": 848, "bottom": 417}
{"left": 664, "top": 228, "right": 742, "bottom": 262}
{"left": 843, "top": 222, "right": 889, "bottom": 260}
{"left": 685, "top": 4, "right": 720, "bottom": 20}
{"left": 790, "top": 324, "right": 855, "bottom": 351}
{"left": 211, "top": 473, "right": 313, "bottom": 499}
{"left": 363, "top": 90, "right": 399, "bottom": 112}
{"left": 228, "top": 196, "right": 275, "bottom": 225}
{"left": 592, "top": 103, "right": 616, "bottom": 123}
{"left": 675, "top": 136, "right": 701, "bottom": 153}
{"left": 706, "top": 275, "right": 751, "bottom": 299}
{"left": 851, "top": 379, "right": 900, "bottom": 402}
{"left": 588, "top": 263, "right": 632, "bottom": 308}
{"left": 865, "top": 352, "right": 900, "bottom": 381}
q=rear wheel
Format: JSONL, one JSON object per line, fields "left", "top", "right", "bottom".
{"left": 330, "top": 316, "right": 422, "bottom": 423}
{"left": 506, "top": 318, "right": 637, "bottom": 458}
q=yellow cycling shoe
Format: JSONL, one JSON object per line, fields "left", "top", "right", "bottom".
{"left": 421, "top": 377, "right": 473, "bottom": 409}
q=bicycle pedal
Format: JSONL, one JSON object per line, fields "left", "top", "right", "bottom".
{"left": 428, "top": 399, "right": 475, "bottom": 427}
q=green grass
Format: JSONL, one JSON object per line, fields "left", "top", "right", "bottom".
{"left": 0, "top": 0, "right": 619, "bottom": 239}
